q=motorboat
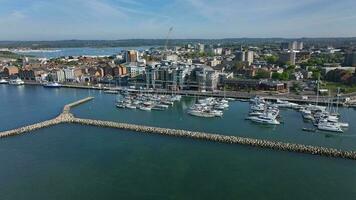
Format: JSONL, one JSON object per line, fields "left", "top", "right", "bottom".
{"left": 249, "top": 114, "right": 280, "bottom": 125}
{"left": 188, "top": 109, "right": 216, "bottom": 118}
{"left": 9, "top": 78, "right": 24, "bottom": 85}
{"left": 0, "top": 79, "right": 8, "bottom": 84}
{"left": 104, "top": 90, "right": 119, "bottom": 94}
{"left": 274, "top": 99, "right": 300, "bottom": 109}
{"left": 116, "top": 104, "right": 125, "bottom": 108}
{"left": 126, "top": 104, "right": 137, "bottom": 109}
{"left": 43, "top": 82, "right": 62, "bottom": 88}
{"left": 317, "top": 122, "right": 343, "bottom": 133}
{"left": 139, "top": 106, "right": 152, "bottom": 111}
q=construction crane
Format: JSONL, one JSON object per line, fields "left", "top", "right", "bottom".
{"left": 164, "top": 27, "right": 174, "bottom": 52}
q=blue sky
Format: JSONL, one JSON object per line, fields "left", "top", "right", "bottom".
{"left": 0, "top": 0, "right": 356, "bottom": 40}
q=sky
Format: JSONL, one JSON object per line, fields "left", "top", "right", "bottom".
{"left": 0, "top": 0, "right": 356, "bottom": 40}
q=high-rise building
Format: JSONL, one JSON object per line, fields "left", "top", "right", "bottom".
{"left": 281, "top": 42, "right": 290, "bottom": 50}
{"left": 245, "top": 51, "right": 254, "bottom": 65}
{"left": 279, "top": 51, "right": 296, "bottom": 65}
{"left": 197, "top": 43, "right": 205, "bottom": 53}
{"left": 344, "top": 52, "right": 356, "bottom": 67}
{"left": 235, "top": 51, "right": 254, "bottom": 65}
{"left": 124, "top": 50, "right": 139, "bottom": 63}
{"left": 281, "top": 41, "right": 303, "bottom": 50}
{"left": 296, "top": 42, "right": 304, "bottom": 50}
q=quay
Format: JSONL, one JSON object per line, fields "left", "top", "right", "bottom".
{"left": 1, "top": 96, "right": 356, "bottom": 160}
{"left": 23, "top": 81, "right": 355, "bottom": 106}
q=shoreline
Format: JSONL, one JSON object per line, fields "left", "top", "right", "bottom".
{"left": 22, "top": 81, "right": 355, "bottom": 107}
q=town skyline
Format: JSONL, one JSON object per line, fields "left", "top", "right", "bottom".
{"left": 1, "top": 0, "right": 356, "bottom": 40}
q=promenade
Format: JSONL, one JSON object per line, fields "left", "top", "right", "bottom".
{"left": 1, "top": 96, "right": 356, "bottom": 160}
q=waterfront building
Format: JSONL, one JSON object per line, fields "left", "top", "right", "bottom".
{"left": 223, "top": 79, "right": 286, "bottom": 91}
{"left": 100, "top": 65, "right": 114, "bottom": 77}
{"left": 189, "top": 65, "right": 218, "bottom": 91}
{"left": 56, "top": 70, "right": 66, "bottom": 82}
{"left": 126, "top": 64, "right": 145, "bottom": 78}
{"left": 63, "top": 67, "right": 76, "bottom": 82}
{"left": 3, "top": 66, "right": 18, "bottom": 77}
{"left": 145, "top": 62, "right": 190, "bottom": 90}
{"left": 112, "top": 65, "right": 127, "bottom": 77}
{"left": 18, "top": 68, "right": 35, "bottom": 81}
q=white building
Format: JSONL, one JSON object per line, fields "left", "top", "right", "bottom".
{"left": 56, "top": 70, "right": 66, "bottom": 82}
{"left": 127, "top": 65, "right": 146, "bottom": 78}
{"left": 63, "top": 67, "right": 75, "bottom": 82}
{"left": 213, "top": 48, "right": 223, "bottom": 55}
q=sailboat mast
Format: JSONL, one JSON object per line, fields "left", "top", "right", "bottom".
{"left": 316, "top": 74, "right": 320, "bottom": 106}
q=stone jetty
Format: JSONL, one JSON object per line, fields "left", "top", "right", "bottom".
{"left": 0, "top": 97, "right": 94, "bottom": 138}
{"left": 1, "top": 96, "right": 356, "bottom": 160}
{"left": 70, "top": 118, "right": 356, "bottom": 160}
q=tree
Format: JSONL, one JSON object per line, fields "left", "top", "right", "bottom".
{"left": 255, "top": 70, "right": 271, "bottom": 79}
{"left": 291, "top": 82, "right": 302, "bottom": 93}
{"left": 272, "top": 72, "right": 281, "bottom": 80}
{"left": 280, "top": 72, "right": 290, "bottom": 81}
{"left": 265, "top": 55, "right": 278, "bottom": 64}
{"left": 312, "top": 71, "right": 321, "bottom": 80}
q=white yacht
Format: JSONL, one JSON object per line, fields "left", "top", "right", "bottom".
{"left": 301, "top": 109, "right": 314, "bottom": 121}
{"left": 317, "top": 122, "right": 343, "bottom": 133}
{"left": 116, "top": 104, "right": 125, "bottom": 109}
{"left": 250, "top": 104, "right": 265, "bottom": 112}
{"left": 9, "top": 78, "right": 24, "bottom": 85}
{"left": 126, "top": 104, "right": 137, "bottom": 109}
{"left": 0, "top": 79, "right": 8, "bottom": 84}
{"left": 139, "top": 106, "right": 152, "bottom": 111}
{"left": 248, "top": 113, "right": 280, "bottom": 125}
{"left": 188, "top": 109, "right": 216, "bottom": 118}
{"left": 274, "top": 99, "right": 300, "bottom": 109}
{"left": 43, "top": 82, "right": 62, "bottom": 88}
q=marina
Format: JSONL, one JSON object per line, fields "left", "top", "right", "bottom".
{"left": 116, "top": 92, "right": 182, "bottom": 111}
{"left": 1, "top": 84, "right": 356, "bottom": 199}
{"left": 1, "top": 94, "right": 356, "bottom": 160}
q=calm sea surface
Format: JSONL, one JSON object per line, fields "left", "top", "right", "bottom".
{"left": 0, "top": 85, "right": 355, "bottom": 200}
{"left": 15, "top": 46, "right": 152, "bottom": 58}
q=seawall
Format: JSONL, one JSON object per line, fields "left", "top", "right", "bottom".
{"left": 70, "top": 118, "right": 356, "bottom": 160}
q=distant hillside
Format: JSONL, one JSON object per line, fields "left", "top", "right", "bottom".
{"left": 0, "top": 38, "right": 356, "bottom": 49}
{"left": 0, "top": 51, "right": 24, "bottom": 59}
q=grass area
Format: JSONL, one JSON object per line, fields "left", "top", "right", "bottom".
{"left": 321, "top": 81, "right": 356, "bottom": 94}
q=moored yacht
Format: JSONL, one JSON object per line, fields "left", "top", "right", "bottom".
{"left": 9, "top": 78, "right": 24, "bottom": 85}
{"left": 248, "top": 113, "right": 280, "bottom": 125}
{"left": 0, "top": 78, "right": 8, "bottom": 84}
{"left": 188, "top": 109, "right": 216, "bottom": 118}
{"left": 43, "top": 82, "right": 62, "bottom": 88}
{"left": 317, "top": 122, "right": 343, "bottom": 133}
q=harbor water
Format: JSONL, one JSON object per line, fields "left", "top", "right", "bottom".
{"left": 14, "top": 46, "right": 152, "bottom": 59}
{"left": 0, "top": 85, "right": 356, "bottom": 199}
